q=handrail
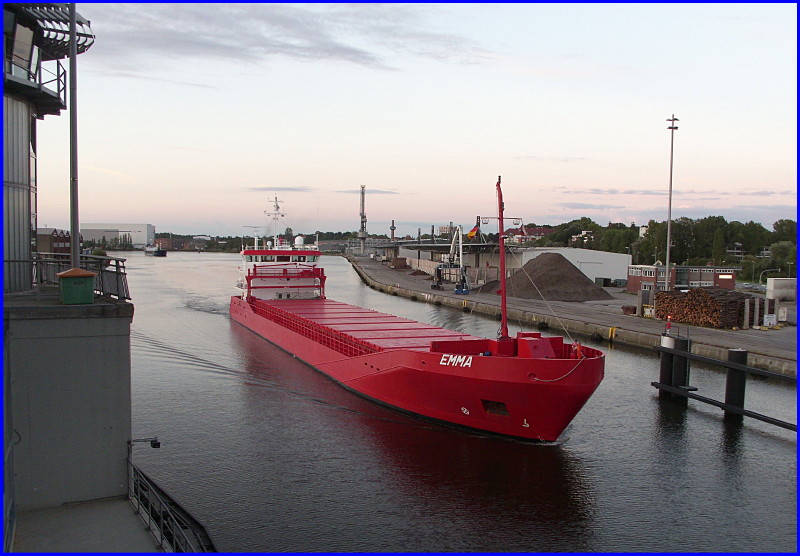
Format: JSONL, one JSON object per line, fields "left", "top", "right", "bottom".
{"left": 6, "top": 252, "right": 132, "bottom": 300}
{"left": 654, "top": 345, "right": 795, "bottom": 382}
{"left": 127, "top": 458, "right": 216, "bottom": 552}
{"left": 652, "top": 343, "right": 795, "bottom": 431}
{"left": 5, "top": 42, "right": 67, "bottom": 106}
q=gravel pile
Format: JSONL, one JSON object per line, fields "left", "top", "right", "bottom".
{"left": 478, "top": 253, "right": 614, "bottom": 302}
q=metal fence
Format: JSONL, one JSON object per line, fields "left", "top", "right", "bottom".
{"left": 127, "top": 459, "right": 216, "bottom": 552}
{"left": 33, "top": 252, "right": 131, "bottom": 300}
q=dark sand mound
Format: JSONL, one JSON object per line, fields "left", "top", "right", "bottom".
{"left": 478, "top": 253, "right": 614, "bottom": 302}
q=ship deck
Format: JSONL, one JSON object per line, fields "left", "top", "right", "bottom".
{"left": 256, "top": 298, "right": 481, "bottom": 352}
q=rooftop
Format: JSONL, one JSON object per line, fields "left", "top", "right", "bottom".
{"left": 12, "top": 496, "right": 161, "bottom": 552}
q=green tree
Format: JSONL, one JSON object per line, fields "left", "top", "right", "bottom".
{"left": 712, "top": 228, "right": 726, "bottom": 265}
{"left": 632, "top": 220, "right": 666, "bottom": 264}
{"left": 740, "top": 221, "right": 771, "bottom": 255}
{"left": 546, "top": 217, "right": 601, "bottom": 247}
{"left": 769, "top": 241, "right": 797, "bottom": 276}
{"left": 669, "top": 217, "right": 694, "bottom": 264}
{"left": 692, "top": 215, "right": 727, "bottom": 260}
{"left": 772, "top": 219, "right": 796, "bottom": 243}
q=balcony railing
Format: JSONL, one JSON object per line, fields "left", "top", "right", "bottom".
{"left": 34, "top": 252, "right": 131, "bottom": 301}
{"left": 4, "top": 40, "right": 67, "bottom": 114}
{"left": 127, "top": 459, "right": 216, "bottom": 552}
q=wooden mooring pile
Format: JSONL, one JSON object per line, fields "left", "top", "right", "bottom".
{"left": 655, "top": 287, "right": 775, "bottom": 328}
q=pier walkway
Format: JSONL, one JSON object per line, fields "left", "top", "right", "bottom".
{"left": 346, "top": 255, "right": 796, "bottom": 377}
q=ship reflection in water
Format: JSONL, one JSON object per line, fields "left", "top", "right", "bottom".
{"left": 230, "top": 324, "right": 595, "bottom": 552}
{"left": 127, "top": 252, "right": 795, "bottom": 552}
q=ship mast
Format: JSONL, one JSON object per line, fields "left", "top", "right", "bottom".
{"left": 265, "top": 195, "right": 285, "bottom": 246}
{"left": 496, "top": 176, "right": 510, "bottom": 340}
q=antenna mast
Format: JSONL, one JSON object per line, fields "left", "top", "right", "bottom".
{"left": 358, "top": 185, "right": 367, "bottom": 254}
{"left": 265, "top": 195, "right": 285, "bottom": 245}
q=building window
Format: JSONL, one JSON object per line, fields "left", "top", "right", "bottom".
{"left": 10, "top": 23, "right": 34, "bottom": 78}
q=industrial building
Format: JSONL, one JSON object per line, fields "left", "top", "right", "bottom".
{"left": 625, "top": 263, "right": 738, "bottom": 292}
{"left": 81, "top": 223, "right": 156, "bottom": 249}
{"left": 521, "top": 247, "right": 631, "bottom": 284}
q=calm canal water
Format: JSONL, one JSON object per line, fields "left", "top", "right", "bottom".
{"left": 124, "top": 251, "right": 796, "bottom": 552}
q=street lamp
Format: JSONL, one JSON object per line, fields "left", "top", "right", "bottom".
{"left": 664, "top": 114, "right": 679, "bottom": 291}
{"left": 759, "top": 268, "right": 779, "bottom": 284}
{"left": 127, "top": 436, "right": 160, "bottom": 460}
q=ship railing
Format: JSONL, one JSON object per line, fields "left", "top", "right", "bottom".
{"left": 248, "top": 265, "right": 325, "bottom": 278}
{"left": 251, "top": 300, "right": 379, "bottom": 356}
{"left": 127, "top": 458, "right": 216, "bottom": 552}
{"left": 246, "top": 266, "right": 327, "bottom": 297}
{"left": 34, "top": 252, "right": 131, "bottom": 300}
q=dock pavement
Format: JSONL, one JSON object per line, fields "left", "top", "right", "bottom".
{"left": 346, "top": 255, "right": 797, "bottom": 377}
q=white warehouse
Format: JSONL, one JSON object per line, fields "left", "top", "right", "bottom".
{"left": 81, "top": 223, "right": 156, "bottom": 249}
{"left": 521, "top": 247, "right": 631, "bottom": 283}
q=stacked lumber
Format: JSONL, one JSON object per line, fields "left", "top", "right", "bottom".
{"left": 655, "top": 287, "right": 770, "bottom": 328}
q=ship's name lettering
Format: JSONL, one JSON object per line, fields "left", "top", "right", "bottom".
{"left": 439, "top": 354, "right": 473, "bottom": 368}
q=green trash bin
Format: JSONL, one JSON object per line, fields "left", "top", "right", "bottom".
{"left": 57, "top": 268, "right": 97, "bottom": 305}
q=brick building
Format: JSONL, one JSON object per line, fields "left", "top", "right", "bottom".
{"left": 626, "top": 264, "right": 737, "bottom": 292}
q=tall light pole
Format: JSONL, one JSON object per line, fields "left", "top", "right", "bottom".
{"left": 69, "top": 3, "right": 80, "bottom": 268}
{"left": 664, "top": 114, "right": 679, "bottom": 291}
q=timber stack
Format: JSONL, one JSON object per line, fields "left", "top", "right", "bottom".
{"left": 655, "top": 287, "right": 774, "bottom": 329}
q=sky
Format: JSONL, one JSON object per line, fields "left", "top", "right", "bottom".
{"left": 35, "top": 3, "right": 796, "bottom": 239}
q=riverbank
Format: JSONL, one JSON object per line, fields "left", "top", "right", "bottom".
{"left": 346, "top": 255, "right": 796, "bottom": 377}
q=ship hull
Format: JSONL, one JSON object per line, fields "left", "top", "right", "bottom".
{"left": 230, "top": 296, "right": 603, "bottom": 442}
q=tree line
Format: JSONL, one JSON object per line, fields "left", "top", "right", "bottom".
{"left": 157, "top": 216, "right": 797, "bottom": 280}
{"left": 523, "top": 216, "right": 796, "bottom": 281}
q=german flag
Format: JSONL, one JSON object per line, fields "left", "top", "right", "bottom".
{"left": 467, "top": 225, "right": 480, "bottom": 239}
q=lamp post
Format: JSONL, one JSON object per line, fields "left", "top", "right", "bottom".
{"left": 69, "top": 3, "right": 80, "bottom": 268}
{"left": 759, "top": 268, "right": 779, "bottom": 284}
{"left": 664, "top": 114, "right": 679, "bottom": 291}
{"left": 127, "top": 436, "right": 160, "bottom": 460}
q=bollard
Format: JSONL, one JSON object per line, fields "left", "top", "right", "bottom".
{"left": 671, "top": 337, "right": 690, "bottom": 406}
{"left": 725, "top": 349, "right": 748, "bottom": 423}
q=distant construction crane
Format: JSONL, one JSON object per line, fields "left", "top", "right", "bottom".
{"left": 358, "top": 185, "right": 367, "bottom": 254}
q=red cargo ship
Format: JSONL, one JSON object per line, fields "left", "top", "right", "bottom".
{"left": 230, "top": 181, "right": 604, "bottom": 441}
